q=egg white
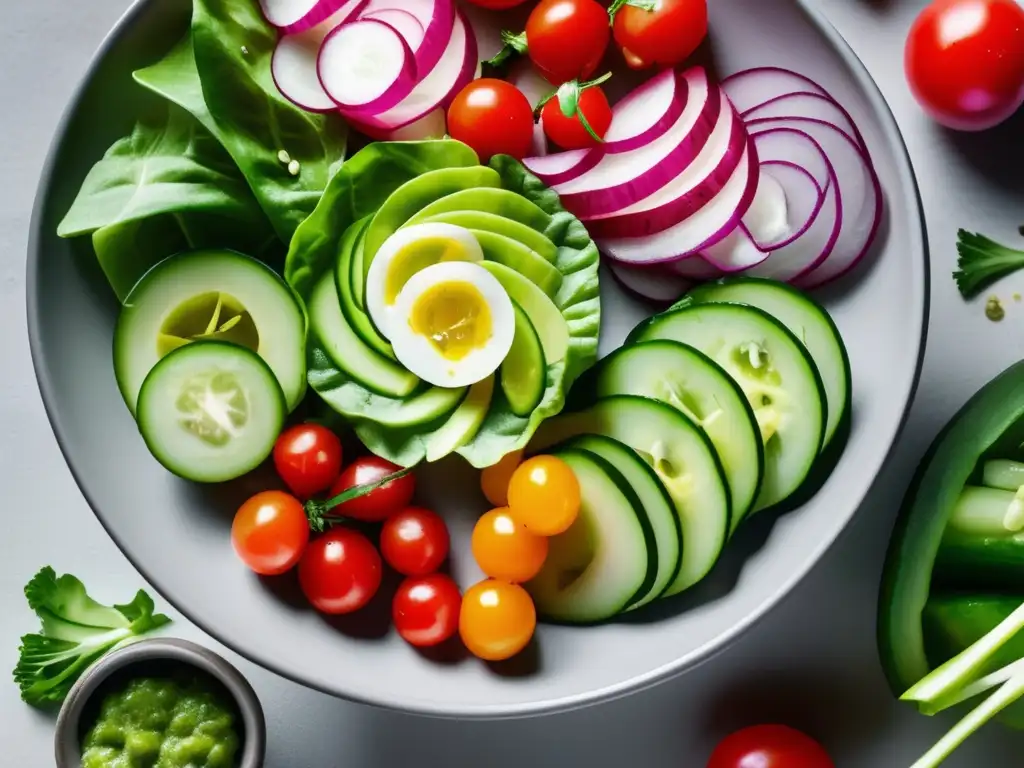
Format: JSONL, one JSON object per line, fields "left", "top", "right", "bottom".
{"left": 365, "top": 223, "right": 483, "bottom": 340}
{"left": 388, "top": 261, "right": 515, "bottom": 389}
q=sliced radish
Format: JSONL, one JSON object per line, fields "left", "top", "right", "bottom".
{"left": 601, "top": 140, "right": 759, "bottom": 264}
{"left": 585, "top": 99, "right": 743, "bottom": 240}
{"left": 603, "top": 68, "right": 687, "bottom": 154}
{"left": 376, "top": 108, "right": 448, "bottom": 140}
{"left": 667, "top": 254, "right": 724, "bottom": 279}
{"left": 744, "top": 93, "right": 863, "bottom": 151}
{"left": 361, "top": 8, "right": 425, "bottom": 48}
{"left": 355, "top": 10, "right": 476, "bottom": 131}
{"left": 318, "top": 19, "right": 416, "bottom": 114}
{"left": 553, "top": 68, "right": 716, "bottom": 218}
{"left": 271, "top": 0, "right": 367, "bottom": 112}
{"left": 261, "top": 0, "right": 354, "bottom": 34}
{"left": 524, "top": 150, "right": 600, "bottom": 184}
{"left": 607, "top": 261, "right": 692, "bottom": 305}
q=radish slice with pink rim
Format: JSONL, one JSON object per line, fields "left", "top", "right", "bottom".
{"left": 524, "top": 150, "right": 598, "bottom": 184}
{"left": 361, "top": 8, "right": 425, "bottom": 47}
{"left": 270, "top": 0, "right": 367, "bottom": 112}
{"left": 744, "top": 93, "right": 865, "bottom": 152}
{"left": 552, "top": 68, "right": 716, "bottom": 218}
{"left": 261, "top": 0, "right": 358, "bottom": 34}
{"left": 318, "top": 19, "right": 417, "bottom": 114}
{"left": 584, "top": 99, "right": 742, "bottom": 240}
{"left": 602, "top": 68, "right": 688, "bottom": 154}
{"left": 354, "top": 10, "right": 476, "bottom": 131}
{"left": 607, "top": 261, "right": 692, "bottom": 305}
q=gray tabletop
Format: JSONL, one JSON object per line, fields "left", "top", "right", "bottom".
{"left": 4, "top": 0, "right": 1024, "bottom": 765}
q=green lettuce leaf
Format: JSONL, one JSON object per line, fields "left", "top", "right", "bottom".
{"left": 302, "top": 147, "right": 601, "bottom": 468}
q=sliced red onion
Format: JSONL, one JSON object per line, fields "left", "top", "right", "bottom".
{"left": 753, "top": 161, "right": 822, "bottom": 247}
{"left": 553, "top": 68, "right": 716, "bottom": 218}
{"left": 361, "top": 8, "right": 425, "bottom": 48}
{"left": 601, "top": 140, "right": 759, "bottom": 265}
{"left": 319, "top": 19, "right": 417, "bottom": 114}
{"left": 667, "top": 254, "right": 725, "bottom": 279}
{"left": 523, "top": 150, "right": 601, "bottom": 185}
{"left": 270, "top": 0, "right": 367, "bottom": 112}
{"left": 262, "top": 0, "right": 357, "bottom": 34}
{"left": 354, "top": 9, "right": 475, "bottom": 131}
{"left": 744, "top": 93, "right": 862, "bottom": 151}
{"left": 603, "top": 68, "right": 688, "bottom": 154}
{"left": 585, "top": 99, "right": 742, "bottom": 240}
{"left": 607, "top": 261, "right": 692, "bottom": 305}
{"left": 747, "top": 117, "right": 879, "bottom": 286}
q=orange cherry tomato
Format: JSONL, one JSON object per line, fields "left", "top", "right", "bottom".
{"left": 231, "top": 491, "right": 310, "bottom": 575}
{"left": 471, "top": 508, "right": 549, "bottom": 583}
{"left": 507, "top": 455, "right": 581, "bottom": 536}
{"left": 480, "top": 450, "right": 523, "bottom": 507}
{"left": 459, "top": 579, "right": 537, "bottom": 661}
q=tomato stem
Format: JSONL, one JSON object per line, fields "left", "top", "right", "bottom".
{"left": 304, "top": 467, "right": 413, "bottom": 533}
{"left": 483, "top": 30, "right": 528, "bottom": 71}
{"left": 607, "top": 0, "right": 656, "bottom": 23}
{"left": 535, "top": 73, "right": 612, "bottom": 144}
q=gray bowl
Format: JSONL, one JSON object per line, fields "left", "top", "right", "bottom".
{"left": 54, "top": 637, "right": 266, "bottom": 768}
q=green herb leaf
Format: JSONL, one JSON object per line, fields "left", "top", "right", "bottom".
{"left": 484, "top": 30, "right": 528, "bottom": 70}
{"left": 953, "top": 229, "right": 1024, "bottom": 299}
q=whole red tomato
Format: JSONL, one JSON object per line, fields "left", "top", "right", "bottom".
{"left": 273, "top": 424, "right": 343, "bottom": 499}
{"left": 466, "top": 0, "right": 530, "bottom": 6}
{"left": 231, "top": 491, "right": 309, "bottom": 576}
{"left": 611, "top": 0, "right": 708, "bottom": 70}
{"left": 380, "top": 507, "right": 450, "bottom": 576}
{"left": 541, "top": 84, "right": 612, "bottom": 149}
{"left": 707, "top": 725, "right": 833, "bottom": 768}
{"left": 298, "top": 529, "right": 382, "bottom": 614}
{"left": 327, "top": 456, "right": 415, "bottom": 522}
{"left": 905, "top": 0, "right": 1024, "bottom": 131}
{"left": 525, "top": 0, "right": 611, "bottom": 84}
{"left": 392, "top": 574, "right": 462, "bottom": 647}
{"left": 448, "top": 79, "right": 535, "bottom": 161}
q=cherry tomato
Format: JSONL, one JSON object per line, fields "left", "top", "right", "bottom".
{"left": 298, "top": 528, "right": 382, "bottom": 614}
{"left": 471, "top": 508, "right": 549, "bottom": 582}
{"left": 272, "top": 424, "right": 343, "bottom": 499}
{"left": 525, "top": 0, "right": 611, "bottom": 84}
{"left": 459, "top": 579, "right": 537, "bottom": 661}
{"left": 392, "top": 574, "right": 462, "bottom": 647}
{"left": 231, "top": 491, "right": 309, "bottom": 575}
{"left": 327, "top": 456, "right": 415, "bottom": 522}
{"left": 448, "top": 79, "right": 535, "bottom": 161}
{"left": 480, "top": 450, "right": 522, "bottom": 507}
{"left": 708, "top": 725, "right": 834, "bottom": 768}
{"left": 380, "top": 507, "right": 450, "bottom": 576}
{"left": 612, "top": 0, "right": 708, "bottom": 70}
{"left": 905, "top": 0, "right": 1024, "bottom": 131}
{"left": 507, "top": 455, "right": 581, "bottom": 536}
{"left": 466, "top": 0, "right": 530, "bottom": 7}
{"left": 541, "top": 85, "right": 612, "bottom": 150}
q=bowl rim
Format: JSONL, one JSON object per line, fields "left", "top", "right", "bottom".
{"left": 53, "top": 637, "right": 266, "bottom": 767}
{"left": 26, "top": 0, "right": 929, "bottom": 720}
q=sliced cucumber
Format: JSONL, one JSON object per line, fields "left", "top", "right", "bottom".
{"left": 136, "top": 341, "right": 285, "bottom": 483}
{"left": 335, "top": 217, "right": 396, "bottom": 360}
{"left": 568, "top": 435, "right": 681, "bottom": 608}
{"left": 680, "top": 278, "right": 850, "bottom": 448}
{"left": 501, "top": 301, "right": 546, "bottom": 417}
{"left": 425, "top": 375, "right": 494, "bottom": 462}
{"left": 527, "top": 448, "right": 655, "bottom": 623}
{"left": 308, "top": 271, "right": 419, "bottom": 398}
{"left": 631, "top": 304, "right": 826, "bottom": 511}
{"left": 531, "top": 395, "right": 729, "bottom": 595}
{"left": 478, "top": 261, "right": 569, "bottom": 365}
{"left": 115, "top": 250, "right": 306, "bottom": 416}
{"left": 472, "top": 229, "right": 563, "bottom": 299}
{"left": 405, "top": 187, "right": 552, "bottom": 233}
{"left": 571, "top": 340, "right": 763, "bottom": 532}
{"left": 363, "top": 167, "right": 503, "bottom": 280}
{"left": 351, "top": 220, "right": 368, "bottom": 311}
{"left": 419, "top": 211, "right": 558, "bottom": 262}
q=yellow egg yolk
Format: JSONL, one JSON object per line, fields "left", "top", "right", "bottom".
{"left": 385, "top": 237, "right": 472, "bottom": 305}
{"left": 409, "top": 280, "right": 492, "bottom": 361}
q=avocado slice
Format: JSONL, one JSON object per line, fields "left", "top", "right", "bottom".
{"left": 406, "top": 187, "right": 552, "bottom": 233}
{"left": 425, "top": 375, "right": 495, "bottom": 462}
{"left": 477, "top": 261, "right": 568, "bottom": 366}
{"left": 419, "top": 210, "right": 558, "bottom": 263}
{"left": 471, "top": 229, "right": 563, "bottom": 299}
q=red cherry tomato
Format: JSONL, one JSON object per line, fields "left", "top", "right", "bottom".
{"left": 298, "top": 529, "right": 382, "bottom": 614}
{"left": 541, "top": 85, "right": 612, "bottom": 150}
{"left": 612, "top": 0, "right": 708, "bottom": 70}
{"left": 448, "top": 79, "right": 535, "bottom": 161}
{"left": 231, "top": 491, "right": 309, "bottom": 575}
{"left": 272, "top": 424, "right": 343, "bottom": 499}
{"left": 327, "top": 456, "right": 416, "bottom": 522}
{"left": 905, "top": 0, "right": 1024, "bottom": 131}
{"left": 466, "top": 0, "right": 529, "bottom": 7}
{"left": 707, "top": 725, "right": 834, "bottom": 768}
{"left": 392, "top": 574, "right": 462, "bottom": 647}
{"left": 525, "top": 0, "right": 611, "bottom": 84}
{"left": 380, "top": 507, "right": 450, "bottom": 576}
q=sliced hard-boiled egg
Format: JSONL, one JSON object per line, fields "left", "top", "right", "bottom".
{"left": 388, "top": 261, "right": 515, "bottom": 388}
{"left": 365, "top": 223, "right": 484, "bottom": 340}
